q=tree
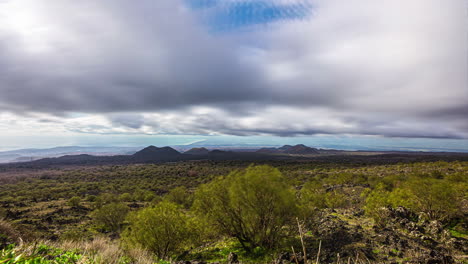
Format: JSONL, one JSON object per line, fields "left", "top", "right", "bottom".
{"left": 92, "top": 202, "right": 129, "bottom": 232}
{"left": 193, "top": 165, "right": 298, "bottom": 251}
{"left": 122, "top": 201, "right": 194, "bottom": 260}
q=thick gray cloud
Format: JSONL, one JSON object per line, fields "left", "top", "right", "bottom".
{"left": 0, "top": 0, "right": 466, "bottom": 139}
{"left": 0, "top": 1, "right": 267, "bottom": 113}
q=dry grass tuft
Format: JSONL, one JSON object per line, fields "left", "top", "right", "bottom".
{"left": 49, "top": 236, "right": 154, "bottom": 264}
{"left": 0, "top": 218, "right": 22, "bottom": 247}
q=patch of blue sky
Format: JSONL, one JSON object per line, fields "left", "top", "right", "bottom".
{"left": 185, "top": 0, "right": 313, "bottom": 32}
{"left": 185, "top": 0, "right": 219, "bottom": 9}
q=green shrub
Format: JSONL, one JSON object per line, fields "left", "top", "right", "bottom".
{"left": 165, "top": 186, "right": 193, "bottom": 209}
{"left": 364, "top": 183, "right": 391, "bottom": 227}
{"left": 404, "top": 178, "right": 461, "bottom": 221}
{"left": 119, "top": 193, "right": 133, "bottom": 202}
{"left": 86, "top": 195, "right": 97, "bottom": 202}
{"left": 300, "top": 181, "right": 327, "bottom": 209}
{"left": 193, "top": 165, "right": 298, "bottom": 251}
{"left": 365, "top": 177, "right": 463, "bottom": 224}
{"left": 67, "top": 196, "right": 81, "bottom": 207}
{"left": 123, "top": 201, "right": 194, "bottom": 260}
{"left": 92, "top": 202, "right": 129, "bottom": 232}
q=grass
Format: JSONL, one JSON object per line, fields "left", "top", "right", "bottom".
{"left": 0, "top": 244, "right": 81, "bottom": 264}
{"left": 449, "top": 229, "right": 467, "bottom": 239}
{"left": 0, "top": 238, "right": 155, "bottom": 264}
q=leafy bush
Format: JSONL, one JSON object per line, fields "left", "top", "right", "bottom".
{"left": 92, "top": 202, "right": 129, "bottom": 232}
{"left": 67, "top": 196, "right": 81, "bottom": 207}
{"left": 363, "top": 184, "right": 392, "bottom": 227}
{"left": 365, "top": 177, "right": 463, "bottom": 224}
{"left": 119, "top": 193, "right": 133, "bottom": 202}
{"left": 123, "top": 201, "right": 195, "bottom": 260}
{"left": 404, "top": 178, "right": 461, "bottom": 221}
{"left": 193, "top": 165, "right": 298, "bottom": 251}
{"left": 164, "top": 186, "right": 193, "bottom": 209}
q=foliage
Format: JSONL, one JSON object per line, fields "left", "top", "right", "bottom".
{"left": 164, "top": 186, "right": 193, "bottom": 209}
{"left": 67, "top": 196, "right": 81, "bottom": 207}
{"left": 122, "top": 201, "right": 195, "bottom": 260}
{"left": 193, "top": 165, "right": 298, "bottom": 251}
{"left": 403, "top": 178, "right": 461, "bottom": 221}
{"left": 0, "top": 244, "right": 81, "bottom": 264}
{"left": 301, "top": 180, "right": 348, "bottom": 210}
{"left": 363, "top": 183, "right": 392, "bottom": 227}
{"left": 0, "top": 159, "right": 467, "bottom": 262}
{"left": 365, "top": 176, "right": 463, "bottom": 224}
{"left": 92, "top": 202, "right": 129, "bottom": 232}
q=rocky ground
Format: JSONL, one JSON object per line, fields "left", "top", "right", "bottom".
{"left": 175, "top": 206, "right": 467, "bottom": 264}
{"left": 276, "top": 207, "right": 467, "bottom": 264}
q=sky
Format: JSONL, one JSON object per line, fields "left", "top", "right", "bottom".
{"left": 0, "top": 0, "right": 467, "bottom": 151}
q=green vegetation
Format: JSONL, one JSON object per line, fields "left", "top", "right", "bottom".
{"left": 364, "top": 171, "right": 465, "bottom": 224}
{"left": 67, "top": 196, "right": 82, "bottom": 208}
{"left": 0, "top": 159, "right": 466, "bottom": 263}
{"left": 193, "top": 165, "right": 297, "bottom": 251}
{"left": 0, "top": 244, "right": 81, "bottom": 264}
{"left": 123, "top": 201, "right": 195, "bottom": 260}
{"left": 92, "top": 202, "right": 129, "bottom": 232}
{"left": 164, "top": 186, "right": 193, "bottom": 209}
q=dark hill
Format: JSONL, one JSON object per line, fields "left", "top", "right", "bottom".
{"left": 184, "top": 148, "right": 210, "bottom": 155}
{"left": 284, "top": 144, "right": 320, "bottom": 154}
{"left": 132, "top": 146, "right": 181, "bottom": 162}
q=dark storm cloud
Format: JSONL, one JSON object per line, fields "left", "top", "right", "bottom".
{"left": 0, "top": 0, "right": 466, "bottom": 139}
{"left": 0, "top": 1, "right": 269, "bottom": 113}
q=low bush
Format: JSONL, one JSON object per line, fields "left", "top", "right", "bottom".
{"left": 123, "top": 201, "right": 195, "bottom": 260}
{"left": 193, "top": 165, "right": 298, "bottom": 251}
{"left": 92, "top": 202, "right": 129, "bottom": 233}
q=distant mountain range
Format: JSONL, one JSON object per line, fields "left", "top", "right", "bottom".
{"left": 0, "top": 144, "right": 324, "bottom": 166}
{"left": 0, "top": 146, "right": 141, "bottom": 164}
{"left": 1, "top": 144, "right": 467, "bottom": 167}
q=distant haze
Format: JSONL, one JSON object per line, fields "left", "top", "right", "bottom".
{"left": 1, "top": 135, "right": 467, "bottom": 154}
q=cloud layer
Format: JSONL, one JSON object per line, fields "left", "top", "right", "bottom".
{"left": 0, "top": 0, "right": 466, "bottom": 139}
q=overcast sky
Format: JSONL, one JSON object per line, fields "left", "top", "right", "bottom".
{"left": 0, "top": 0, "right": 467, "bottom": 149}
